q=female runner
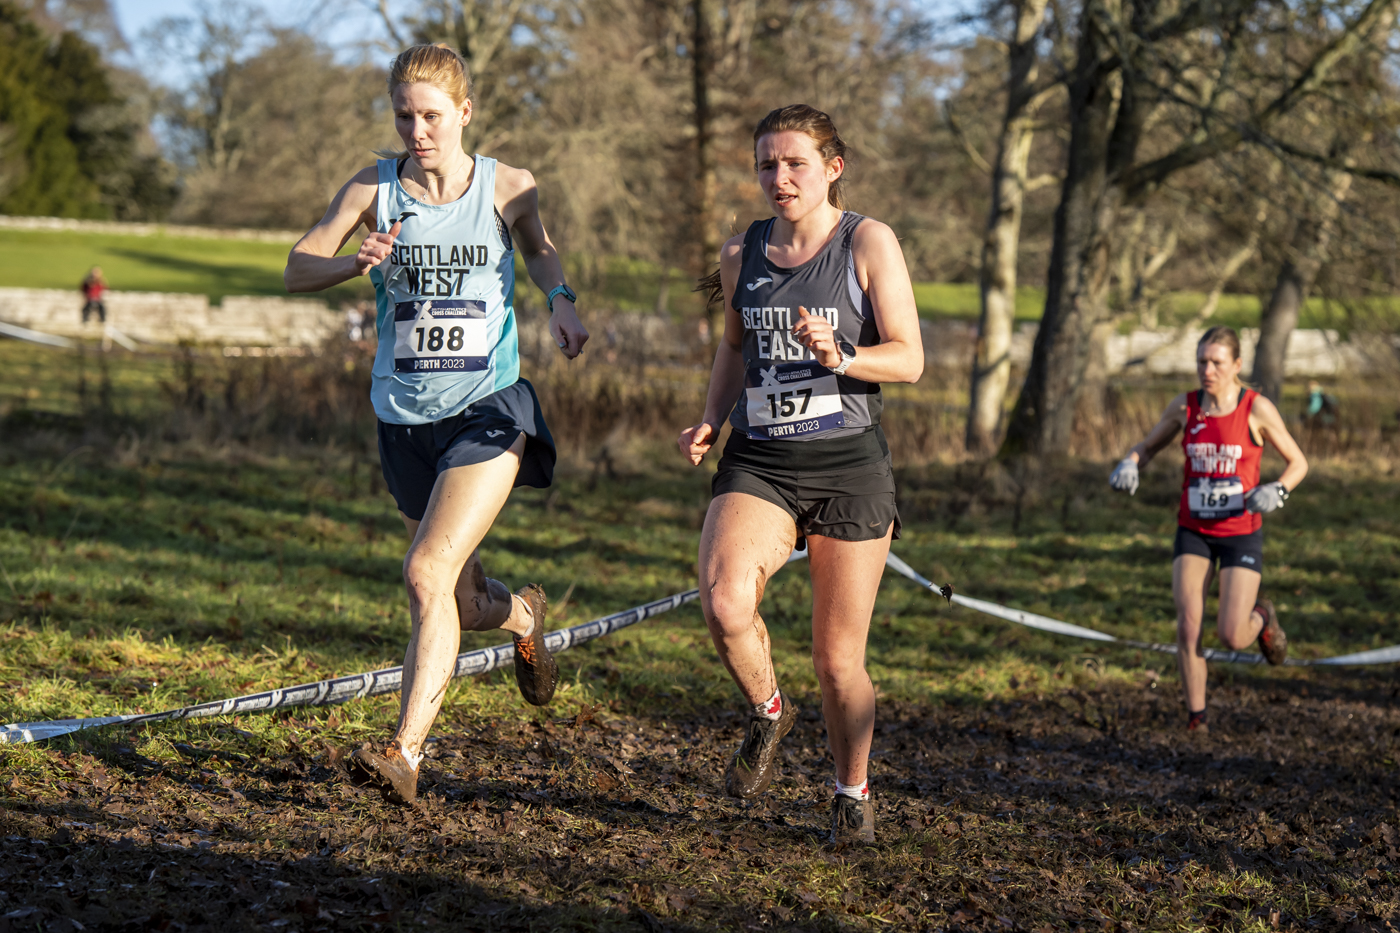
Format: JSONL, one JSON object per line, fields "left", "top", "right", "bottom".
{"left": 284, "top": 44, "right": 588, "bottom": 803}
{"left": 678, "top": 105, "right": 924, "bottom": 845}
{"left": 1110, "top": 326, "right": 1307, "bottom": 732}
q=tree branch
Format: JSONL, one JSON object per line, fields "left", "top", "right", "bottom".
{"left": 943, "top": 100, "right": 993, "bottom": 176}
{"left": 1121, "top": 0, "right": 1400, "bottom": 201}
{"left": 1262, "top": 135, "right": 1400, "bottom": 188}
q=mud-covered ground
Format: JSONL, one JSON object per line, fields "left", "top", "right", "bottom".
{"left": 3, "top": 669, "right": 1398, "bottom": 932}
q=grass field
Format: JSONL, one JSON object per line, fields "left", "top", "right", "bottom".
{"left": 10, "top": 225, "right": 1395, "bottom": 329}
{"left": 1, "top": 338, "right": 1399, "bottom": 929}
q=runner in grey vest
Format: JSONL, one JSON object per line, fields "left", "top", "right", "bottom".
{"left": 730, "top": 212, "right": 882, "bottom": 441}
{"left": 677, "top": 105, "right": 924, "bottom": 846}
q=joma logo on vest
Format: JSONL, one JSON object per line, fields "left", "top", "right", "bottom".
{"left": 1187, "top": 442, "right": 1242, "bottom": 474}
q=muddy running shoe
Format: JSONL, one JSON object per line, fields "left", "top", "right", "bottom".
{"left": 724, "top": 692, "right": 797, "bottom": 799}
{"left": 349, "top": 744, "right": 418, "bottom": 805}
{"left": 512, "top": 584, "right": 558, "bottom": 706}
{"left": 1255, "top": 597, "right": 1288, "bottom": 666}
{"left": 830, "top": 794, "right": 876, "bottom": 846}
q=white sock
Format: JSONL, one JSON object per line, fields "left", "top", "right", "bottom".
{"left": 397, "top": 742, "right": 423, "bottom": 770}
{"left": 753, "top": 688, "right": 783, "bottom": 721}
{"left": 835, "top": 778, "right": 869, "bottom": 800}
{"left": 512, "top": 594, "right": 535, "bottom": 639}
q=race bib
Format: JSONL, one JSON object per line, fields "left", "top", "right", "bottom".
{"left": 393, "top": 299, "right": 488, "bottom": 374}
{"left": 744, "top": 362, "right": 844, "bottom": 440}
{"left": 1188, "top": 476, "right": 1245, "bottom": 519}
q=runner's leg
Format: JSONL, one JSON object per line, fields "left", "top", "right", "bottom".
{"left": 1216, "top": 567, "right": 1264, "bottom": 649}
{"left": 1173, "top": 555, "right": 1213, "bottom": 714}
{"left": 394, "top": 434, "right": 525, "bottom": 756}
{"left": 808, "top": 527, "right": 892, "bottom": 788}
{"left": 698, "top": 492, "right": 796, "bottom": 705}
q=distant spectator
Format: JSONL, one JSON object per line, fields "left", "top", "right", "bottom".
{"left": 345, "top": 303, "right": 365, "bottom": 342}
{"left": 81, "top": 266, "right": 107, "bottom": 324}
{"left": 1304, "top": 380, "right": 1339, "bottom": 427}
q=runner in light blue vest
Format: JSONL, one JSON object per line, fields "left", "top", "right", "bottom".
{"left": 285, "top": 43, "right": 588, "bottom": 805}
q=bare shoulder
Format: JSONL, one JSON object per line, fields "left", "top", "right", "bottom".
{"left": 322, "top": 165, "right": 379, "bottom": 215}
{"left": 720, "top": 233, "right": 744, "bottom": 266}
{"left": 493, "top": 161, "right": 538, "bottom": 200}
{"left": 1163, "top": 391, "right": 1191, "bottom": 420}
{"left": 851, "top": 216, "right": 897, "bottom": 247}
{"left": 1250, "top": 392, "right": 1285, "bottom": 423}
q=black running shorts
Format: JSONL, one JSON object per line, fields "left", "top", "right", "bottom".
{"left": 377, "top": 379, "right": 555, "bottom": 521}
{"left": 712, "top": 455, "right": 901, "bottom": 543}
{"left": 1172, "top": 525, "right": 1263, "bottom": 572}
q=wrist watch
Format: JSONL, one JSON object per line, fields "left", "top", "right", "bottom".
{"left": 546, "top": 283, "right": 576, "bottom": 314}
{"left": 831, "top": 340, "right": 857, "bottom": 376}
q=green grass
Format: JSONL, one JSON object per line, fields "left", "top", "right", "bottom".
{"left": 2, "top": 338, "right": 1399, "bottom": 929}
{"left": 14, "top": 224, "right": 1398, "bottom": 329}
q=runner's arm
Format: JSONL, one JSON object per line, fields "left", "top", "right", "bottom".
{"left": 793, "top": 219, "right": 922, "bottom": 384}
{"left": 679, "top": 236, "right": 745, "bottom": 465}
{"left": 496, "top": 165, "right": 588, "bottom": 359}
{"left": 1252, "top": 395, "right": 1309, "bottom": 492}
{"left": 1126, "top": 393, "right": 1189, "bottom": 468}
{"left": 284, "top": 167, "right": 392, "bottom": 293}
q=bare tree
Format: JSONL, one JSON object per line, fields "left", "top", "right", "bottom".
{"left": 1000, "top": 0, "right": 1400, "bottom": 459}
{"left": 1253, "top": 144, "right": 1355, "bottom": 402}
{"left": 965, "top": 0, "right": 1058, "bottom": 457}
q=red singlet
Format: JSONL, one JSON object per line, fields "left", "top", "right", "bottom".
{"left": 1178, "top": 387, "right": 1262, "bottom": 536}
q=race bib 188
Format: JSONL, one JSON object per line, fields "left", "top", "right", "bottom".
{"left": 393, "top": 299, "right": 488, "bottom": 374}
{"left": 1188, "top": 476, "right": 1245, "bottom": 519}
{"left": 744, "top": 362, "right": 844, "bottom": 440}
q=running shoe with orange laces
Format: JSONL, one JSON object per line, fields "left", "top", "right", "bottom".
{"left": 349, "top": 744, "right": 419, "bottom": 805}
{"left": 512, "top": 583, "right": 558, "bottom": 706}
{"left": 1255, "top": 597, "right": 1288, "bottom": 665}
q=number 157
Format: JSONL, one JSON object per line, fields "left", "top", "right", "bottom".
{"left": 766, "top": 388, "right": 812, "bottom": 418}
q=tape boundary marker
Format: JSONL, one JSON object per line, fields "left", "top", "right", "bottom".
{"left": 883, "top": 552, "right": 1400, "bottom": 668}
{"left": 1, "top": 550, "right": 810, "bottom": 745}
{"left": 6, "top": 548, "right": 1397, "bottom": 745}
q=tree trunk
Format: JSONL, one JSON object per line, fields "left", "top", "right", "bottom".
{"left": 1253, "top": 164, "right": 1353, "bottom": 402}
{"left": 1001, "top": 0, "right": 1132, "bottom": 459}
{"left": 966, "top": 0, "right": 1049, "bottom": 457}
{"left": 691, "top": 0, "right": 719, "bottom": 341}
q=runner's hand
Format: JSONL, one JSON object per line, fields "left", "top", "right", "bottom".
{"left": 791, "top": 306, "right": 841, "bottom": 369}
{"left": 678, "top": 422, "right": 718, "bottom": 466}
{"left": 1109, "top": 458, "right": 1139, "bottom": 496}
{"left": 550, "top": 300, "right": 589, "bottom": 359}
{"left": 1245, "top": 481, "right": 1288, "bottom": 514}
{"left": 353, "top": 220, "right": 400, "bottom": 276}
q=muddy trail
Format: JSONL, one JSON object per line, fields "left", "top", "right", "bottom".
{"left": 2, "top": 669, "right": 1398, "bottom": 932}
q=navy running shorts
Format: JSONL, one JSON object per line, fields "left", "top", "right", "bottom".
{"left": 711, "top": 455, "right": 901, "bottom": 544}
{"left": 377, "top": 379, "right": 556, "bottom": 521}
{"left": 1172, "top": 525, "right": 1263, "bottom": 572}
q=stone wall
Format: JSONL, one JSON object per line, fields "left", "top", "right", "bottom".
{"left": 0, "top": 287, "right": 339, "bottom": 346}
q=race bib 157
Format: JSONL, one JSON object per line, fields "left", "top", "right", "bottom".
{"left": 744, "top": 362, "right": 844, "bottom": 440}
{"left": 393, "top": 299, "right": 488, "bottom": 374}
{"left": 1188, "top": 476, "right": 1245, "bottom": 520}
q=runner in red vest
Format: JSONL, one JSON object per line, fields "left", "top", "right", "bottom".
{"left": 1109, "top": 326, "right": 1308, "bottom": 732}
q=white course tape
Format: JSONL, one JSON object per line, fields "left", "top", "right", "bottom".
{"left": 0, "top": 319, "right": 76, "bottom": 348}
{"left": 884, "top": 551, "right": 1400, "bottom": 668}
{"left": 0, "top": 549, "right": 809, "bottom": 745}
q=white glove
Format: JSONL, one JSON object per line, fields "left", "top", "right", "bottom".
{"left": 1245, "top": 481, "right": 1289, "bottom": 514}
{"left": 1109, "top": 458, "right": 1139, "bottom": 496}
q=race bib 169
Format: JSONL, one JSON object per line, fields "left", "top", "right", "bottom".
{"left": 744, "top": 362, "right": 844, "bottom": 440}
{"left": 393, "top": 299, "right": 489, "bottom": 374}
{"left": 1188, "top": 476, "right": 1245, "bottom": 520}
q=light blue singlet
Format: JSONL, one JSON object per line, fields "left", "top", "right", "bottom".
{"left": 369, "top": 155, "right": 519, "bottom": 425}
